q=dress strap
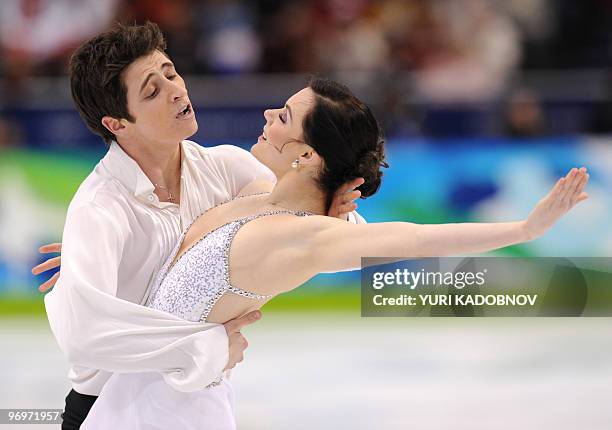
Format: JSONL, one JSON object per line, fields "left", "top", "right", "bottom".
{"left": 181, "top": 192, "right": 272, "bottom": 237}
{"left": 227, "top": 285, "right": 272, "bottom": 299}
{"left": 235, "top": 208, "right": 314, "bottom": 226}
{"left": 162, "top": 192, "right": 273, "bottom": 282}
{"left": 223, "top": 209, "right": 314, "bottom": 300}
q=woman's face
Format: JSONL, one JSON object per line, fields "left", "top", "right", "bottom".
{"left": 251, "top": 87, "right": 316, "bottom": 178}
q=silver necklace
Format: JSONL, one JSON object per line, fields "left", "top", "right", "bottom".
{"left": 154, "top": 183, "right": 175, "bottom": 203}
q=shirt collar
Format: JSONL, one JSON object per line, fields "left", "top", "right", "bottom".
{"left": 181, "top": 139, "right": 200, "bottom": 162}
{"left": 101, "top": 140, "right": 194, "bottom": 207}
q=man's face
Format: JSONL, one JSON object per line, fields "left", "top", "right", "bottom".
{"left": 120, "top": 50, "right": 197, "bottom": 145}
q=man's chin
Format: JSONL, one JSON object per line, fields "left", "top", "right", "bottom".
{"left": 182, "top": 121, "right": 198, "bottom": 140}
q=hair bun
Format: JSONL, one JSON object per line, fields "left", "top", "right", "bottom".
{"left": 303, "top": 77, "right": 389, "bottom": 209}
{"left": 356, "top": 138, "right": 388, "bottom": 197}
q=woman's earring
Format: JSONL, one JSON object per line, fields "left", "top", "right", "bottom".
{"left": 291, "top": 159, "right": 299, "bottom": 169}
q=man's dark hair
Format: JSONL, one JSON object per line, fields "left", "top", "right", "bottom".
{"left": 303, "top": 77, "right": 389, "bottom": 211}
{"left": 69, "top": 21, "right": 167, "bottom": 144}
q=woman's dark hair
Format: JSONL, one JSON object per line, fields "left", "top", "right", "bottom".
{"left": 69, "top": 21, "right": 167, "bottom": 144}
{"left": 303, "top": 77, "right": 389, "bottom": 210}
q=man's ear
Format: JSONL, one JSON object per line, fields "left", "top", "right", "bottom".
{"left": 101, "top": 116, "right": 127, "bottom": 137}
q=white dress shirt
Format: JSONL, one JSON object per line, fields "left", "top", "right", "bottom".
{"left": 44, "top": 140, "right": 277, "bottom": 395}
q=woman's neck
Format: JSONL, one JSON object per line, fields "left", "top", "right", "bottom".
{"left": 265, "top": 171, "right": 327, "bottom": 215}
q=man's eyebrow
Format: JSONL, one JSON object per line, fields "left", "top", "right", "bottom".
{"left": 139, "top": 62, "right": 174, "bottom": 95}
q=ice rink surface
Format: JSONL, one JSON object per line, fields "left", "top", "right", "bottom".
{"left": 1, "top": 313, "right": 611, "bottom": 429}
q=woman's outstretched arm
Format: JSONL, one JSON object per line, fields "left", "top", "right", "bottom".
{"left": 247, "top": 167, "right": 589, "bottom": 294}
{"left": 313, "top": 167, "right": 588, "bottom": 271}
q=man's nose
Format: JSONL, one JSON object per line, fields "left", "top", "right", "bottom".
{"left": 170, "top": 83, "right": 187, "bottom": 102}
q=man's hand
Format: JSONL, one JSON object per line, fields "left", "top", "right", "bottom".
{"left": 328, "top": 177, "right": 365, "bottom": 220}
{"left": 222, "top": 310, "right": 262, "bottom": 370}
{"left": 31, "top": 243, "right": 62, "bottom": 293}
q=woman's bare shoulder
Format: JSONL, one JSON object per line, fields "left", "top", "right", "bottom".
{"left": 237, "top": 179, "right": 275, "bottom": 197}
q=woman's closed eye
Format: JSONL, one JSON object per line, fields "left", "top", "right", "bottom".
{"left": 279, "top": 111, "right": 288, "bottom": 123}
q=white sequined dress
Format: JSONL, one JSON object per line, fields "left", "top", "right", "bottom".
{"left": 82, "top": 206, "right": 311, "bottom": 430}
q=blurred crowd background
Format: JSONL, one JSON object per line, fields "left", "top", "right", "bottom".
{"left": 1, "top": 0, "right": 612, "bottom": 144}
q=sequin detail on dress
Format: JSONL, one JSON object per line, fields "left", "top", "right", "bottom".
{"left": 147, "top": 204, "right": 312, "bottom": 323}
{"left": 145, "top": 193, "right": 311, "bottom": 388}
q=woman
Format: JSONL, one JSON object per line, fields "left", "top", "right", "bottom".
{"left": 82, "top": 78, "right": 589, "bottom": 429}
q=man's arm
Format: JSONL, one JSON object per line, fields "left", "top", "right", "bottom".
{"left": 44, "top": 203, "right": 250, "bottom": 392}
{"left": 213, "top": 145, "right": 276, "bottom": 196}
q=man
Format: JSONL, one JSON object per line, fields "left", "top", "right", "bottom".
{"left": 35, "top": 22, "right": 363, "bottom": 429}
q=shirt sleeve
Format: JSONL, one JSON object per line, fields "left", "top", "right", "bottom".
{"left": 347, "top": 211, "right": 367, "bottom": 224}
{"left": 213, "top": 145, "right": 277, "bottom": 197}
{"left": 44, "top": 203, "right": 229, "bottom": 392}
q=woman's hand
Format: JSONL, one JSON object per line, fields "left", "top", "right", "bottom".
{"left": 31, "top": 243, "right": 62, "bottom": 293}
{"left": 524, "top": 167, "right": 589, "bottom": 240}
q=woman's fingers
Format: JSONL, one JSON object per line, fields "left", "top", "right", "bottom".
{"left": 550, "top": 177, "right": 566, "bottom": 200}
{"left": 573, "top": 171, "right": 588, "bottom": 195}
{"left": 563, "top": 170, "right": 579, "bottom": 203}
{"left": 554, "top": 167, "right": 589, "bottom": 208}
{"left": 553, "top": 169, "right": 573, "bottom": 201}
{"left": 571, "top": 167, "right": 587, "bottom": 190}
{"left": 559, "top": 169, "right": 575, "bottom": 194}
{"left": 575, "top": 192, "right": 589, "bottom": 203}
{"left": 567, "top": 168, "right": 587, "bottom": 204}
{"left": 549, "top": 167, "right": 589, "bottom": 210}
{"left": 565, "top": 168, "right": 580, "bottom": 191}
{"left": 570, "top": 173, "right": 589, "bottom": 205}
{"left": 558, "top": 167, "right": 582, "bottom": 205}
